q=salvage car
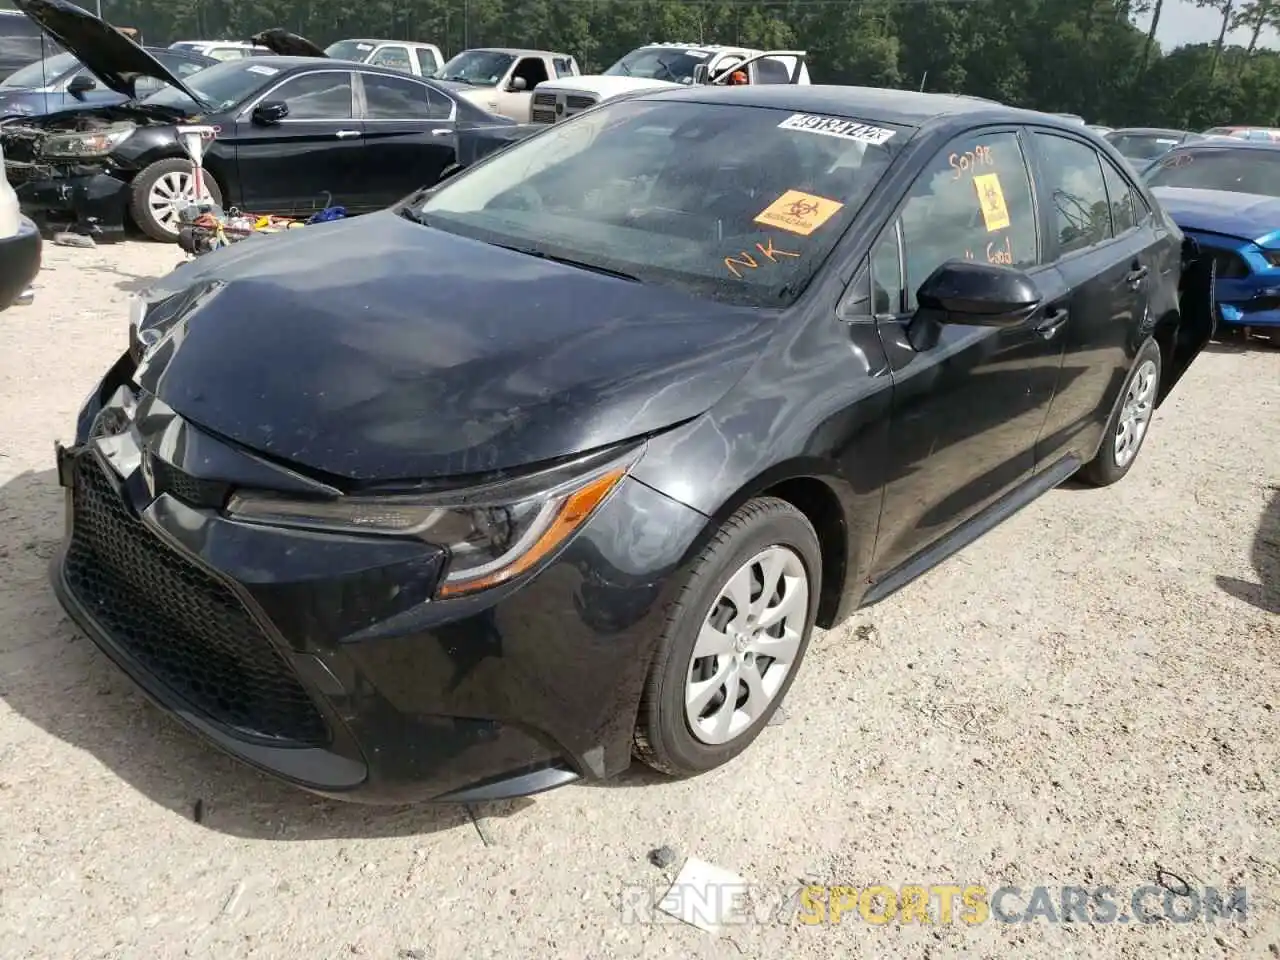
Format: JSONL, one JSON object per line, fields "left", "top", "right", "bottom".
{"left": 53, "top": 86, "right": 1213, "bottom": 804}
{"left": 0, "top": 136, "right": 40, "bottom": 308}
{"left": 0, "top": 45, "right": 214, "bottom": 118}
{"left": 435, "top": 48, "right": 580, "bottom": 122}
{"left": 323, "top": 37, "right": 444, "bottom": 77}
{"left": 2, "top": 0, "right": 509, "bottom": 241}
{"left": 529, "top": 42, "right": 809, "bottom": 123}
{"left": 1146, "top": 138, "right": 1280, "bottom": 341}
{"left": 0, "top": 7, "right": 61, "bottom": 81}
{"left": 1104, "top": 127, "right": 1202, "bottom": 166}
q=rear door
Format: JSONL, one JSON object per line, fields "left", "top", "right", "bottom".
{"left": 355, "top": 70, "right": 457, "bottom": 207}
{"left": 1027, "top": 129, "right": 1153, "bottom": 469}
{"left": 230, "top": 68, "right": 364, "bottom": 214}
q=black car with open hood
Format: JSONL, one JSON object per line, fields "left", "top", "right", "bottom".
{"left": 0, "top": 2, "right": 512, "bottom": 241}
{"left": 50, "top": 85, "right": 1213, "bottom": 805}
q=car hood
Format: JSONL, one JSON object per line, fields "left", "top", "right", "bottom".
{"left": 132, "top": 211, "right": 775, "bottom": 483}
{"left": 13, "top": 0, "right": 201, "bottom": 101}
{"left": 538, "top": 75, "right": 680, "bottom": 98}
{"left": 247, "top": 28, "right": 327, "bottom": 59}
{"left": 1152, "top": 186, "right": 1280, "bottom": 246}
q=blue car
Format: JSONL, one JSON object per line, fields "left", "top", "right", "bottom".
{"left": 0, "top": 45, "right": 213, "bottom": 117}
{"left": 1144, "top": 139, "right": 1280, "bottom": 340}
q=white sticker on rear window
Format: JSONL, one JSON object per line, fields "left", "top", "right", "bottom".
{"left": 357, "top": 43, "right": 374, "bottom": 51}
{"left": 777, "top": 113, "right": 896, "bottom": 145}
{"left": 245, "top": 64, "right": 278, "bottom": 75}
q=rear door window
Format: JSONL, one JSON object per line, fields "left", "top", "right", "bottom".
{"left": 1032, "top": 132, "right": 1113, "bottom": 257}
{"left": 362, "top": 72, "right": 452, "bottom": 120}
{"left": 1099, "top": 157, "right": 1139, "bottom": 235}
{"left": 370, "top": 45, "right": 413, "bottom": 73}
{"left": 896, "top": 129, "right": 1040, "bottom": 308}
{"left": 414, "top": 48, "right": 438, "bottom": 75}
{"left": 754, "top": 58, "right": 793, "bottom": 84}
{"left": 553, "top": 57, "right": 575, "bottom": 78}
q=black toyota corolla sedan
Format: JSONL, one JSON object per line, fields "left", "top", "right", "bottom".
{"left": 2, "top": 0, "right": 510, "bottom": 241}
{"left": 52, "top": 85, "right": 1214, "bottom": 804}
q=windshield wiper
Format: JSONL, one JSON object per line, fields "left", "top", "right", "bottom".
{"left": 442, "top": 75, "right": 476, "bottom": 85}
{"left": 494, "top": 242, "right": 641, "bottom": 282}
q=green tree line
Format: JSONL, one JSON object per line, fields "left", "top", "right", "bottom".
{"left": 10, "top": 0, "right": 1280, "bottom": 128}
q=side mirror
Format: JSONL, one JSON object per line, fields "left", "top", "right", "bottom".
{"left": 252, "top": 100, "right": 289, "bottom": 125}
{"left": 908, "top": 260, "right": 1041, "bottom": 350}
{"left": 67, "top": 74, "right": 96, "bottom": 98}
{"left": 508, "top": 76, "right": 528, "bottom": 92}
{"left": 691, "top": 63, "right": 710, "bottom": 85}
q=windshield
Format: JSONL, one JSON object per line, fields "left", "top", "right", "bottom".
{"left": 414, "top": 99, "right": 907, "bottom": 307}
{"left": 435, "top": 50, "right": 515, "bottom": 86}
{"left": 1108, "top": 133, "right": 1182, "bottom": 161}
{"left": 141, "top": 58, "right": 277, "bottom": 111}
{"left": 603, "top": 47, "right": 710, "bottom": 83}
{"left": 0, "top": 51, "right": 78, "bottom": 89}
{"left": 1145, "top": 147, "right": 1280, "bottom": 198}
{"left": 325, "top": 40, "right": 376, "bottom": 61}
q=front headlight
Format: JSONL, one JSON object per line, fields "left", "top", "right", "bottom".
{"left": 225, "top": 444, "right": 642, "bottom": 598}
{"left": 41, "top": 122, "right": 135, "bottom": 158}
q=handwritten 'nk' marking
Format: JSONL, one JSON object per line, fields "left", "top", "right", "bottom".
{"left": 725, "top": 240, "right": 801, "bottom": 278}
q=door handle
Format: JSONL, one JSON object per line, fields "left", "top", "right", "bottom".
{"left": 334, "top": 129, "right": 361, "bottom": 139}
{"left": 430, "top": 128, "right": 453, "bottom": 136}
{"left": 1034, "top": 306, "right": 1069, "bottom": 339}
{"left": 1125, "top": 264, "right": 1150, "bottom": 286}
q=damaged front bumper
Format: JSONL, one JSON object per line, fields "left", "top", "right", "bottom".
{"left": 49, "top": 354, "right": 704, "bottom": 803}
{"left": 9, "top": 164, "right": 130, "bottom": 235}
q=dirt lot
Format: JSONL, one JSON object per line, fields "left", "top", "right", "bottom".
{"left": 0, "top": 239, "right": 1277, "bottom": 959}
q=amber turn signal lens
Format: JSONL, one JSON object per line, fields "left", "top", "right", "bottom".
{"left": 436, "top": 466, "right": 628, "bottom": 598}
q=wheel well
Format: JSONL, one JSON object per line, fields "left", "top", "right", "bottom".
{"left": 760, "top": 477, "right": 848, "bottom": 628}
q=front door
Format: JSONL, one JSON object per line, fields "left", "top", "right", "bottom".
{"left": 1028, "top": 130, "right": 1155, "bottom": 467}
{"left": 356, "top": 70, "right": 456, "bottom": 207}
{"left": 868, "top": 127, "right": 1071, "bottom": 577}
{"left": 493, "top": 56, "right": 549, "bottom": 122}
{"left": 231, "top": 69, "right": 364, "bottom": 215}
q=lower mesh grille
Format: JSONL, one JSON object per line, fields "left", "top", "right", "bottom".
{"left": 63, "top": 455, "right": 329, "bottom": 746}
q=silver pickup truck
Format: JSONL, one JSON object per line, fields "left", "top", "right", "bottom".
{"left": 433, "top": 48, "right": 581, "bottom": 123}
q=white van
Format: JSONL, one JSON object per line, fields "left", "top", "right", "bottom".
{"left": 0, "top": 139, "right": 41, "bottom": 309}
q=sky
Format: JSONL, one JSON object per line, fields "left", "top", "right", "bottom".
{"left": 1137, "top": 0, "right": 1280, "bottom": 52}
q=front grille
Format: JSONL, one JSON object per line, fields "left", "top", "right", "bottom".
{"left": 530, "top": 108, "right": 556, "bottom": 124}
{"left": 149, "top": 455, "right": 230, "bottom": 509}
{"left": 566, "top": 95, "right": 596, "bottom": 110}
{"left": 531, "top": 92, "right": 556, "bottom": 108}
{"left": 63, "top": 455, "right": 329, "bottom": 746}
{"left": 1209, "top": 248, "right": 1250, "bottom": 279}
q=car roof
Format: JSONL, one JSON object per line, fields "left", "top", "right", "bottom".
{"left": 1106, "top": 127, "right": 1190, "bottom": 137}
{"left": 1168, "top": 138, "right": 1280, "bottom": 151}
{"left": 344, "top": 38, "right": 439, "bottom": 47}
{"left": 639, "top": 84, "right": 1083, "bottom": 130}
{"left": 465, "top": 47, "right": 562, "bottom": 56}
{"left": 242, "top": 56, "right": 445, "bottom": 81}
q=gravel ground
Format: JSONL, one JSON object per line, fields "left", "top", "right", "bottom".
{"left": 0, "top": 239, "right": 1277, "bottom": 960}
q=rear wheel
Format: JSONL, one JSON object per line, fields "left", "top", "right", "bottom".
{"left": 129, "top": 158, "right": 223, "bottom": 242}
{"left": 633, "top": 498, "right": 821, "bottom": 777}
{"left": 1077, "top": 338, "right": 1162, "bottom": 487}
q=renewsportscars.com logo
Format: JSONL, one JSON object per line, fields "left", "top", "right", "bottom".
{"left": 620, "top": 882, "right": 1249, "bottom": 927}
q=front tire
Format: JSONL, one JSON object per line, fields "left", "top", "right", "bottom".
{"left": 633, "top": 497, "right": 821, "bottom": 777}
{"left": 129, "top": 158, "right": 223, "bottom": 243}
{"left": 1077, "top": 337, "right": 1162, "bottom": 487}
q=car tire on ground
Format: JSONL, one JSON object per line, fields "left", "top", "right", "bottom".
{"left": 633, "top": 497, "right": 822, "bottom": 777}
{"left": 1077, "top": 337, "right": 1163, "bottom": 487}
{"left": 129, "top": 158, "right": 223, "bottom": 243}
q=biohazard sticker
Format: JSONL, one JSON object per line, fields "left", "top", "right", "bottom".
{"left": 776, "top": 113, "right": 896, "bottom": 145}
{"left": 972, "top": 173, "right": 1011, "bottom": 232}
{"left": 754, "top": 190, "right": 844, "bottom": 236}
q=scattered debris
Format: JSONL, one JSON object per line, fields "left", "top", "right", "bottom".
{"left": 648, "top": 845, "right": 679, "bottom": 868}
{"left": 1155, "top": 865, "right": 1192, "bottom": 897}
{"left": 657, "top": 856, "right": 750, "bottom": 934}
{"left": 52, "top": 232, "right": 95, "bottom": 248}
{"left": 768, "top": 705, "right": 789, "bottom": 726}
{"left": 853, "top": 622, "right": 879, "bottom": 644}
{"left": 12, "top": 287, "right": 33, "bottom": 306}
{"left": 398, "top": 949, "right": 427, "bottom": 960}
{"left": 465, "top": 804, "right": 494, "bottom": 846}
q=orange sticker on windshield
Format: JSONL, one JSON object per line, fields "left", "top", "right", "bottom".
{"left": 754, "top": 190, "right": 844, "bottom": 236}
{"left": 973, "top": 173, "right": 1010, "bottom": 232}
